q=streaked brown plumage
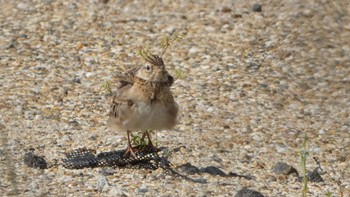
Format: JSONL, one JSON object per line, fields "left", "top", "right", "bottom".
{"left": 107, "top": 54, "right": 178, "bottom": 156}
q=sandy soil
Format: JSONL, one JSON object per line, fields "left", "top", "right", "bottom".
{"left": 1, "top": 0, "right": 349, "bottom": 196}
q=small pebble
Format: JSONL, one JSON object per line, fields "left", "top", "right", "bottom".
{"left": 247, "top": 62, "right": 260, "bottom": 71}
{"left": 17, "top": 2, "right": 31, "bottom": 10}
{"left": 311, "top": 147, "right": 322, "bottom": 153}
{"left": 14, "top": 105, "right": 24, "bottom": 114}
{"left": 73, "top": 78, "right": 81, "bottom": 84}
{"left": 137, "top": 185, "right": 148, "bottom": 193}
{"left": 68, "top": 120, "right": 79, "bottom": 127}
{"left": 318, "top": 129, "right": 325, "bottom": 134}
{"left": 176, "top": 162, "right": 200, "bottom": 175}
{"left": 252, "top": 4, "right": 262, "bottom": 12}
{"left": 188, "top": 47, "right": 200, "bottom": 54}
{"left": 23, "top": 152, "right": 48, "bottom": 169}
{"left": 235, "top": 187, "right": 265, "bottom": 197}
{"left": 86, "top": 72, "right": 94, "bottom": 78}
{"left": 222, "top": 6, "right": 232, "bottom": 13}
{"left": 24, "top": 111, "right": 34, "bottom": 120}
{"left": 96, "top": 176, "right": 108, "bottom": 193}
{"left": 273, "top": 162, "right": 298, "bottom": 175}
{"left": 98, "top": 0, "right": 109, "bottom": 3}
{"left": 207, "top": 107, "right": 214, "bottom": 113}
{"left": 108, "top": 185, "right": 125, "bottom": 196}
{"left": 200, "top": 166, "right": 227, "bottom": 177}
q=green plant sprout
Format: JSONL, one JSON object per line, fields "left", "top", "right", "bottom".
{"left": 102, "top": 80, "right": 112, "bottom": 94}
{"left": 160, "top": 31, "right": 185, "bottom": 57}
{"left": 175, "top": 69, "right": 185, "bottom": 79}
{"left": 163, "top": 148, "right": 173, "bottom": 158}
{"left": 131, "top": 133, "right": 147, "bottom": 146}
{"left": 1, "top": 128, "right": 18, "bottom": 195}
{"left": 300, "top": 133, "right": 309, "bottom": 197}
{"left": 131, "top": 130, "right": 158, "bottom": 147}
{"left": 137, "top": 47, "right": 153, "bottom": 62}
{"left": 326, "top": 191, "right": 332, "bottom": 197}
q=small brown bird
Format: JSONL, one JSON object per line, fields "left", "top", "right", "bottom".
{"left": 107, "top": 54, "right": 178, "bottom": 157}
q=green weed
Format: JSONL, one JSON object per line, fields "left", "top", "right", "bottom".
{"left": 300, "top": 133, "right": 309, "bottom": 197}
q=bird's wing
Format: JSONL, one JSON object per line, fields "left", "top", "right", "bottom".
{"left": 115, "top": 67, "right": 138, "bottom": 88}
{"left": 108, "top": 67, "right": 140, "bottom": 127}
{"left": 107, "top": 85, "right": 135, "bottom": 129}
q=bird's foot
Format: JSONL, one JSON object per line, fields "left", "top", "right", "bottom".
{"left": 146, "top": 141, "right": 159, "bottom": 153}
{"left": 123, "top": 146, "right": 137, "bottom": 158}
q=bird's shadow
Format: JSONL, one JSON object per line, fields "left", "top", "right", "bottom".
{"left": 24, "top": 145, "right": 253, "bottom": 184}
{"left": 175, "top": 162, "right": 253, "bottom": 180}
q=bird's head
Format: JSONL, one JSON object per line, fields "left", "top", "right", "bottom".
{"left": 136, "top": 54, "right": 173, "bottom": 84}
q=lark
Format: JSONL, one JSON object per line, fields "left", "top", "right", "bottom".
{"left": 107, "top": 54, "right": 178, "bottom": 157}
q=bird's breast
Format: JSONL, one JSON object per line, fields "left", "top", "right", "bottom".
{"left": 129, "top": 101, "right": 178, "bottom": 130}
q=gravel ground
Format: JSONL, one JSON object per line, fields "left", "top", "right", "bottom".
{"left": 1, "top": 0, "right": 350, "bottom": 196}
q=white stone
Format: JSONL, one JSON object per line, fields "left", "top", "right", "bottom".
{"left": 189, "top": 47, "right": 200, "bottom": 54}
{"left": 85, "top": 72, "right": 94, "bottom": 78}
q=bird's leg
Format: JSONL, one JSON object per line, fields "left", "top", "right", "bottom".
{"left": 141, "top": 131, "right": 146, "bottom": 143}
{"left": 124, "top": 130, "right": 137, "bottom": 158}
{"left": 144, "top": 130, "right": 158, "bottom": 152}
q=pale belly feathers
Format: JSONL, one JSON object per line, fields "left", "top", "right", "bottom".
{"left": 122, "top": 101, "right": 178, "bottom": 131}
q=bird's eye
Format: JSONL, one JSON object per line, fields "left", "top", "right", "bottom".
{"left": 145, "top": 65, "right": 151, "bottom": 71}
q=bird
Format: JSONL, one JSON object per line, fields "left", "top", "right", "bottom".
{"left": 107, "top": 53, "right": 178, "bottom": 157}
